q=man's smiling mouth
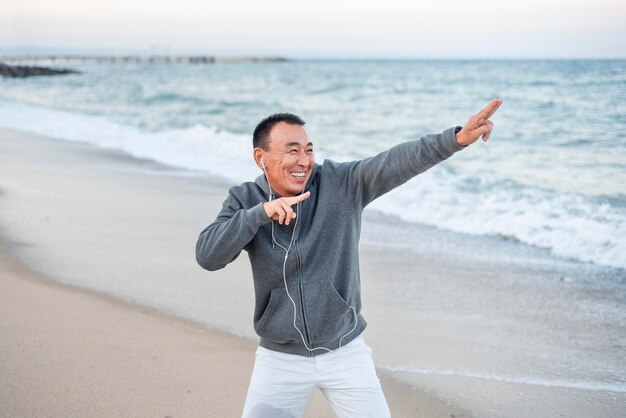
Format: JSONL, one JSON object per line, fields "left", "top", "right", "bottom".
{"left": 290, "top": 172, "right": 306, "bottom": 178}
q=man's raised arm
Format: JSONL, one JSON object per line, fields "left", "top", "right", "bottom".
{"left": 345, "top": 98, "right": 503, "bottom": 207}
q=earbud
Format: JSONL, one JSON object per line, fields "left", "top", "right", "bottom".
{"left": 260, "top": 158, "right": 266, "bottom": 170}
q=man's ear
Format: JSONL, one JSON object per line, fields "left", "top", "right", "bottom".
{"left": 253, "top": 148, "right": 265, "bottom": 170}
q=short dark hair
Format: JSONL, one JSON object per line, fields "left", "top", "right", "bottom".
{"left": 253, "top": 113, "right": 305, "bottom": 150}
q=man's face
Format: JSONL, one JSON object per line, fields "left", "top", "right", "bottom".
{"left": 256, "top": 122, "right": 315, "bottom": 197}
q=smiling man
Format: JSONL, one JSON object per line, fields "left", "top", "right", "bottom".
{"left": 196, "top": 99, "right": 502, "bottom": 417}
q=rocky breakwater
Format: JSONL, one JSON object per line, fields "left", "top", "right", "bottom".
{"left": 0, "top": 62, "right": 79, "bottom": 78}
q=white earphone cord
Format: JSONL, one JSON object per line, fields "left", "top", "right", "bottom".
{"left": 262, "top": 162, "right": 358, "bottom": 353}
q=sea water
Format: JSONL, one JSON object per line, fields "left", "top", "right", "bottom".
{"left": 1, "top": 59, "right": 625, "bottom": 417}
{"left": 1, "top": 59, "right": 624, "bottom": 269}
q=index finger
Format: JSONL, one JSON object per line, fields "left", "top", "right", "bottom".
{"left": 285, "top": 191, "right": 311, "bottom": 205}
{"left": 477, "top": 98, "right": 503, "bottom": 120}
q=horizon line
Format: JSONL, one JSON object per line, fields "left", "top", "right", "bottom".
{"left": 1, "top": 45, "right": 625, "bottom": 61}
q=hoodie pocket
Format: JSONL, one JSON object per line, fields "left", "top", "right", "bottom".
{"left": 306, "top": 278, "right": 357, "bottom": 345}
{"left": 255, "top": 285, "right": 304, "bottom": 344}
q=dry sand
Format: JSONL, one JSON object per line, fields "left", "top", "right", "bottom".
{"left": 0, "top": 128, "right": 467, "bottom": 417}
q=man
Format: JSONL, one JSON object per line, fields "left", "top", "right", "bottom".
{"left": 196, "top": 99, "right": 503, "bottom": 417}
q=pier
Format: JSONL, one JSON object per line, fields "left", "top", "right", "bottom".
{"left": 0, "top": 55, "right": 288, "bottom": 65}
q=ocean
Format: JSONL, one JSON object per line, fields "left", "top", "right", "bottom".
{"left": 1, "top": 59, "right": 625, "bottom": 417}
{"left": 1, "top": 59, "right": 624, "bottom": 269}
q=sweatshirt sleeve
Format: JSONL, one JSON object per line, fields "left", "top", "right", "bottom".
{"left": 195, "top": 189, "right": 270, "bottom": 271}
{"left": 346, "top": 126, "right": 465, "bottom": 208}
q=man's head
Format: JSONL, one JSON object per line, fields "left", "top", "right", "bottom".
{"left": 253, "top": 113, "right": 315, "bottom": 197}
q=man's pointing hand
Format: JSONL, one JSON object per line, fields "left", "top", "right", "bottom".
{"left": 263, "top": 191, "right": 311, "bottom": 225}
{"left": 456, "top": 98, "right": 503, "bottom": 146}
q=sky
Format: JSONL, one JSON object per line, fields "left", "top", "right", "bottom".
{"left": 1, "top": 0, "right": 625, "bottom": 58}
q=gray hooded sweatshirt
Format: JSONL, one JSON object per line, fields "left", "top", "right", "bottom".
{"left": 196, "top": 126, "right": 465, "bottom": 357}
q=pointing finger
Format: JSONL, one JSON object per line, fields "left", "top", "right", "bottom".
{"left": 475, "top": 101, "right": 495, "bottom": 120}
{"left": 287, "top": 191, "right": 311, "bottom": 205}
{"left": 486, "top": 99, "right": 503, "bottom": 120}
{"left": 477, "top": 98, "right": 502, "bottom": 121}
{"left": 483, "top": 98, "right": 503, "bottom": 120}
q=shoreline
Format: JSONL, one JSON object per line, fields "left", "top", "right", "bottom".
{"left": 0, "top": 128, "right": 469, "bottom": 417}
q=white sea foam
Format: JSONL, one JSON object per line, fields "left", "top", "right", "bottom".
{"left": 0, "top": 100, "right": 259, "bottom": 183}
{"left": 1, "top": 100, "right": 625, "bottom": 270}
{"left": 370, "top": 168, "right": 626, "bottom": 270}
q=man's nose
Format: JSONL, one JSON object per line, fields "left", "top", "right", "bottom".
{"left": 297, "top": 152, "right": 309, "bottom": 167}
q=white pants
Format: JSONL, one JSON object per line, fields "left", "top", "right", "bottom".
{"left": 241, "top": 335, "right": 391, "bottom": 418}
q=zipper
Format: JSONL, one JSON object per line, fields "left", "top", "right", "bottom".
{"left": 295, "top": 242, "right": 311, "bottom": 349}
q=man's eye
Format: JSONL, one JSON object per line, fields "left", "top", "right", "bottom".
{"left": 289, "top": 149, "right": 298, "bottom": 154}
{"left": 306, "top": 149, "right": 313, "bottom": 154}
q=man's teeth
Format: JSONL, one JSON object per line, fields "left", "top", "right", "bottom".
{"left": 291, "top": 172, "right": 305, "bottom": 177}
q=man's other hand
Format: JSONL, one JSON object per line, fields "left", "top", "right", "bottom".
{"left": 456, "top": 98, "right": 503, "bottom": 146}
{"left": 263, "top": 191, "right": 311, "bottom": 225}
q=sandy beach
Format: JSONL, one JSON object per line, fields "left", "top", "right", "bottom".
{"left": 0, "top": 128, "right": 468, "bottom": 417}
